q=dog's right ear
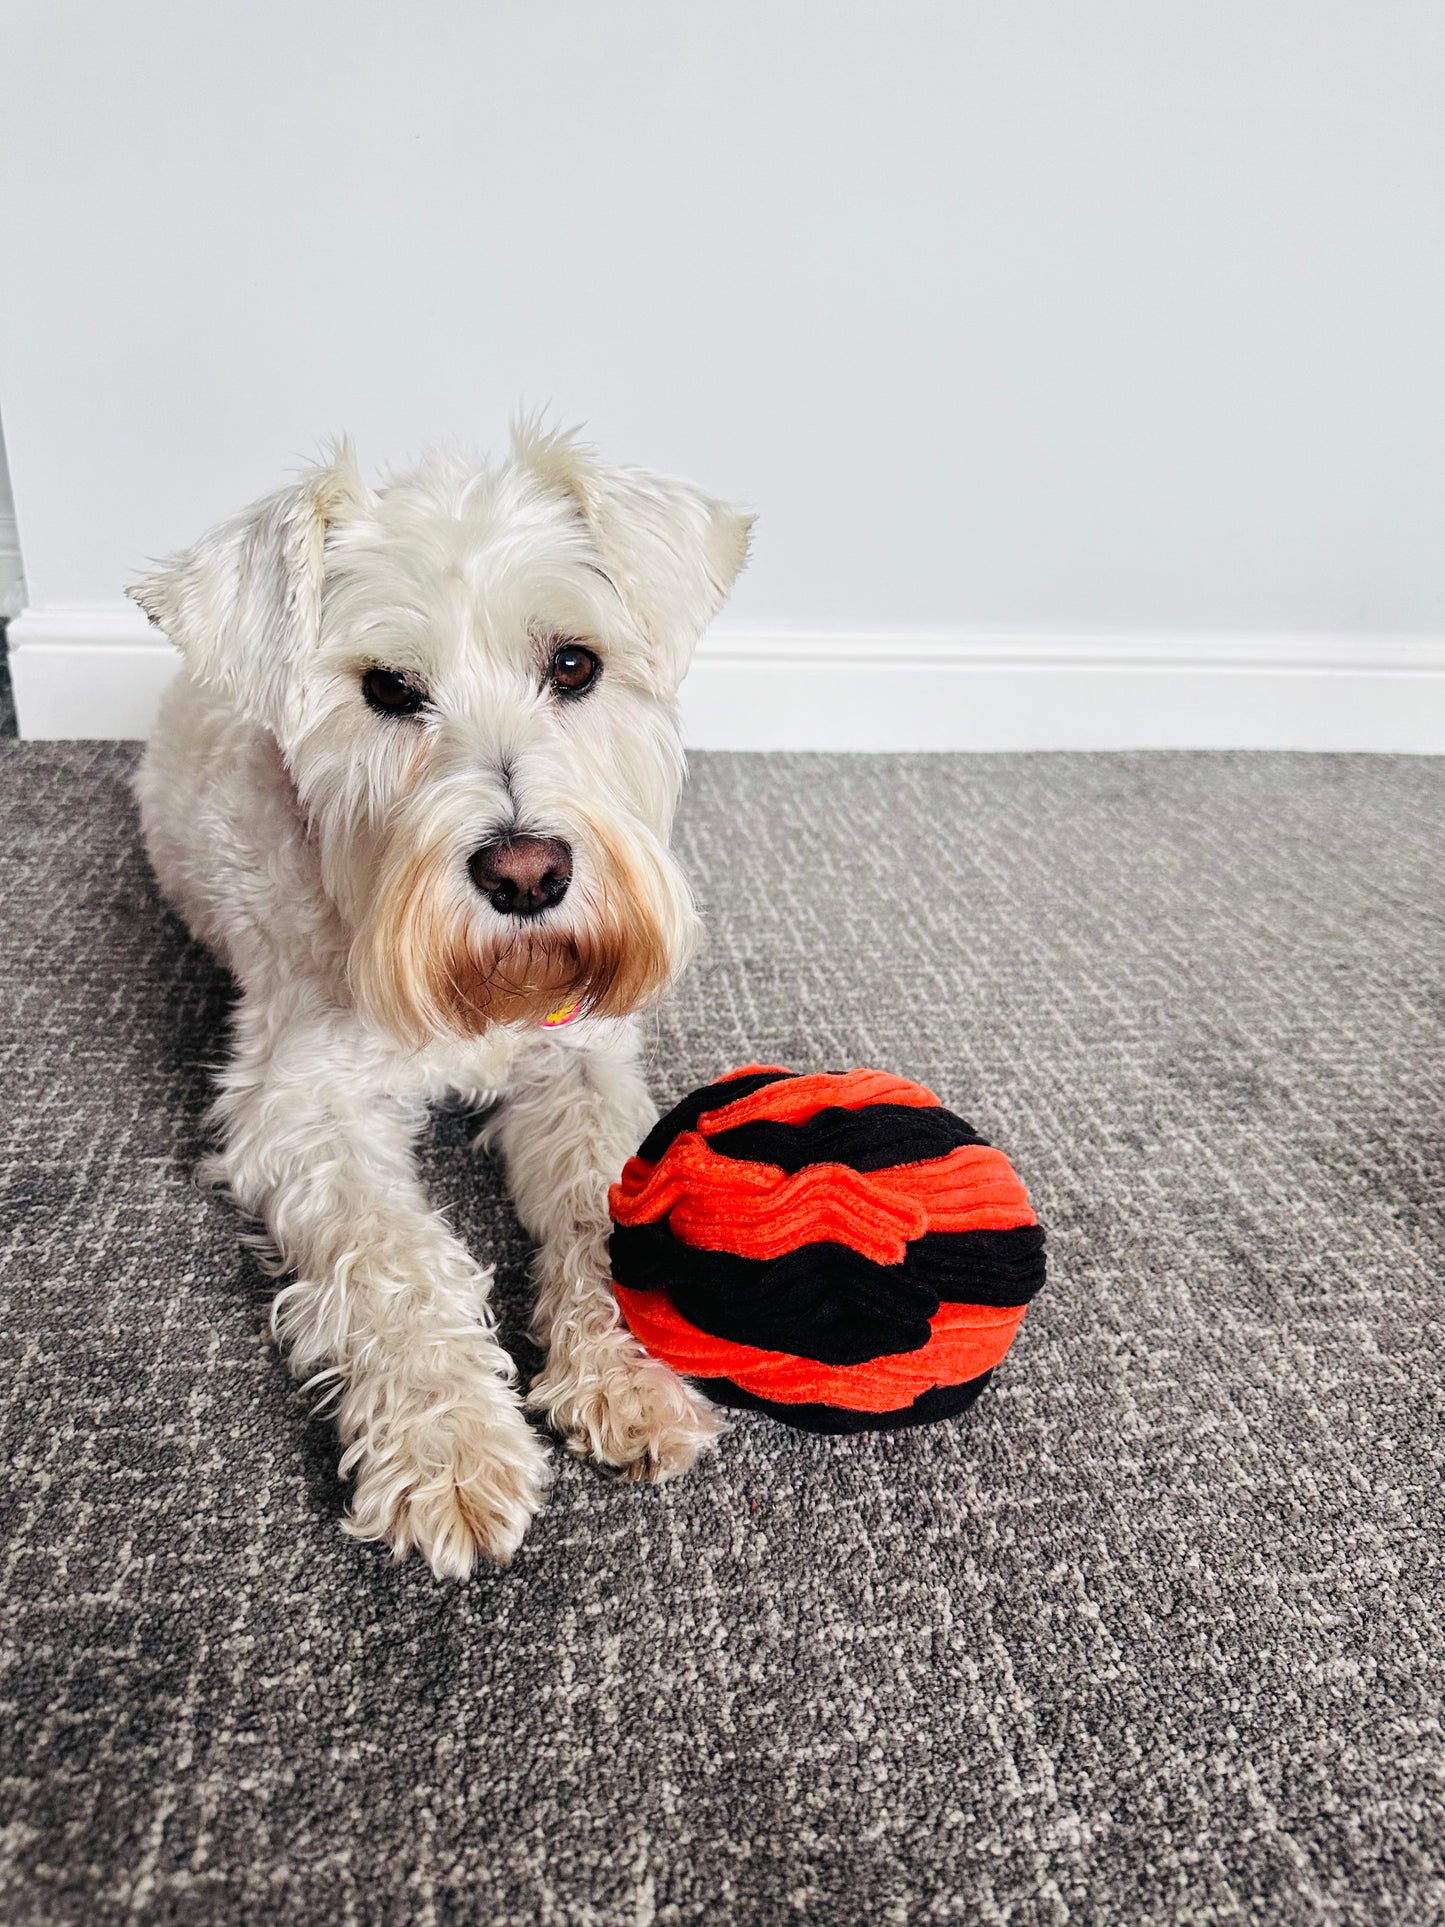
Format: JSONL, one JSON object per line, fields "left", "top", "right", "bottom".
{"left": 127, "top": 444, "right": 371, "bottom": 730}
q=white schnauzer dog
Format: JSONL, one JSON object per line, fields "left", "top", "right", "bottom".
{"left": 129, "top": 423, "right": 751, "bottom": 1577}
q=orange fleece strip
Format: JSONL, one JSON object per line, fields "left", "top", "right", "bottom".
{"left": 695, "top": 1066, "right": 941, "bottom": 1137}
{"left": 614, "top": 1286, "right": 1028, "bottom": 1411}
{"left": 609, "top": 1137, "right": 1036, "bottom": 1267}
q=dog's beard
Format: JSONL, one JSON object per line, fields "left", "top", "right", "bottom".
{"left": 349, "top": 811, "right": 695, "bottom": 1044}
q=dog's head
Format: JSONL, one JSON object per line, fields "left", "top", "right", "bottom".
{"left": 128, "top": 424, "right": 751, "bottom": 1041}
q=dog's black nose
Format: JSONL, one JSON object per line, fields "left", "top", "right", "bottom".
{"left": 468, "top": 835, "right": 573, "bottom": 917}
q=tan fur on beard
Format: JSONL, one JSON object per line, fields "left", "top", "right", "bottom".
{"left": 350, "top": 816, "right": 686, "bottom": 1045}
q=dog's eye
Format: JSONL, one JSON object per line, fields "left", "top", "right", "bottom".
{"left": 549, "top": 642, "right": 601, "bottom": 697}
{"left": 362, "top": 668, "right": 427, "bottom": 717}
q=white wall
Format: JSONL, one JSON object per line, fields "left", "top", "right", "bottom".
{"left": 2, "top": 1, "right": 1442, "bottom": 743}
{"left": 0, "top": 415, "right": 23, "bottom": 619}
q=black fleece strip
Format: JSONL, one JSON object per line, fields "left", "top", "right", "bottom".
{"left": 889, "top": 1226, "right": 1047, "bottom": 1303}
{"left": 694, "top": 1371, "right": 994, "bottom": 1435}
{"left": 704, "top": 1102, "right": 988, "bottom": 1174}
{"left": 610, "top": 1222, "right": 1045, "bottom": 1367}
{"left": 635, "top": 1069, "right": 796, "bottom": 1164}
{"left": 613, "top": 1225, "right": 937, "bottom": 1364}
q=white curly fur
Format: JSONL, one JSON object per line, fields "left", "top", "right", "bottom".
{"left": 129, "top": 423, "right": 750, "bottom": 1575}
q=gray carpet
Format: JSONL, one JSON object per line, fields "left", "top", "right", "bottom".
{"left": 2, "top": 733, "right": 1443, "bottom": 1926}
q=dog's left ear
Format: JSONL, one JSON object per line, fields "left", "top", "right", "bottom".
{"left": 127, "top": 444, "right": 372, "bottom": 733}
{"left": 514, "top": 423, "right": 753, "bottom": 694}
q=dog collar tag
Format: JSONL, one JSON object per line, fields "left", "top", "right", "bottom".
{"left": 542, "top": 1002, "right": 581, "bottom": 1028}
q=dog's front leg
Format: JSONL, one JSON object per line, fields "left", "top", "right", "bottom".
{"left": 490, "top": 1027, "right": 724, "bottom": 1480}
{"left": 215, "top": 1001, "right": 551, "bottom": 1576}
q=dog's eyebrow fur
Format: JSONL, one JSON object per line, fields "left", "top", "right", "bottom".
{"left": 585, "top": 562, "right": 625, "bottom": 606}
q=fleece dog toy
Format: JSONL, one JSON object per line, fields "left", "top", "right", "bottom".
{"left": 609, "top": 1066, "right": 1046, "bottom": 1433}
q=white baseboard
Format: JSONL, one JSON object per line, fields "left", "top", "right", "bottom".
{"left": 7, "top": 612, "right": 182, "bottom": 739}
{"left": 682, "top": 631, "right": 1445, "bottom": 751}
{"left": 9, "top": 608, "right": 1445, "bottom": 751}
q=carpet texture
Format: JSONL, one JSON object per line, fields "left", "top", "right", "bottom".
{"left": 1, "top": 736, "right": 1443, "bottom": 1926}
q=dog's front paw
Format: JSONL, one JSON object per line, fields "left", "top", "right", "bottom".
{"left": 338, "top": 1372, "right": 552, "bottom": 1577}
{"left": 530, "top": 1333, "right": 725, "bottom": 1483}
